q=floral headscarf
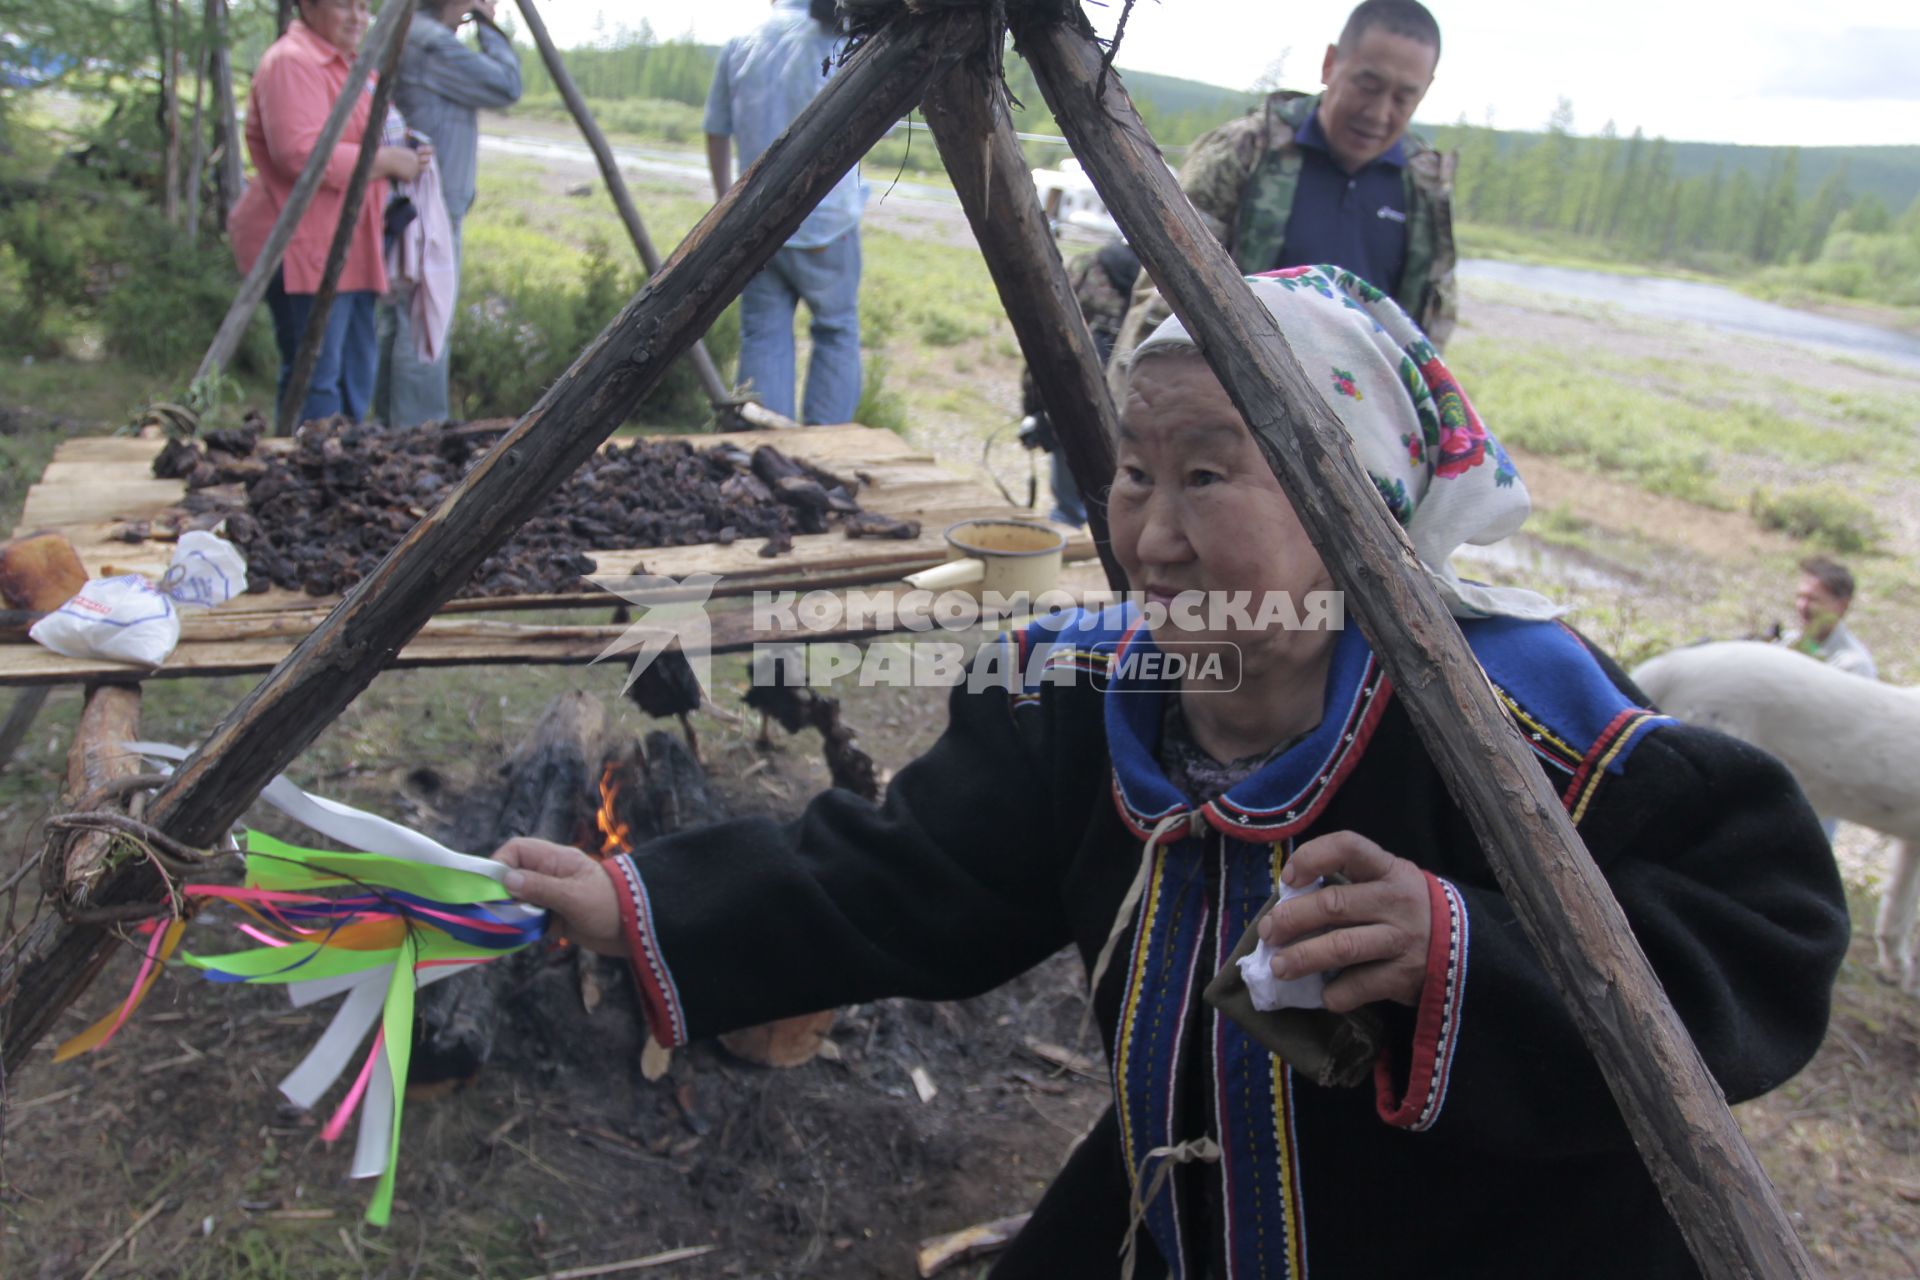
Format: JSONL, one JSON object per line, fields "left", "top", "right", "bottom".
{"left": 1128, "top": 265, "right": 1560, "bottom": 621}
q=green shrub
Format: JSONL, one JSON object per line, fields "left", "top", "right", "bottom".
{"left": 854, "top": 353, "right": 909, "bottom": 434}
{"left": 0, "top": 202, "right": 91, "bottom": 353}
{"left": 1748, "top": 485, "right": 1884, "bottom": 553}
{"left": 917, "top": 309, "right": 980, "bottom": 347}
{"left": 0, "top": 182, "right": 274, "bottom": 376}
{"left": 449, "top": 236, "right": 738, "bottom": 427}
{"left": 101, "top": 232, "right": 277, "bottom": 376}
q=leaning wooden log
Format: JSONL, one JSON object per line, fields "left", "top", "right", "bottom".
{"left": 190, "top": 0, "right": 411, "bottom": 389}
{"left": 1012, "top": 11, "right": 1814, "bottom": 1278}
{"left": 919, "top": 51, "right": 1124, "bottom": 588}
{"left": 511, "top": 0, "right": 748, "bottom": 427}
{"left": 0, "top": 5, "right": 971, "bottom": 1075}
{"left": 277, "top": 0, "right": 414, "bottom": 434}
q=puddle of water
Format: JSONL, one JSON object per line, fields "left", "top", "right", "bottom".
{"left": 1460, "top": 259, "right": 1920, "bottom": 372}
{"left": 1454, "top": 533, "right": 1638, "bottom": 595}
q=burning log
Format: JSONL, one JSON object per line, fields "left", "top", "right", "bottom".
{"left": 412, "top": 691, "right": 627, "bottom": 1087}
{"left": 412, "top": 690, "right": 845, "bottom": 1088}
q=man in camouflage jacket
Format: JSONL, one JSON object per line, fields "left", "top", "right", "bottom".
{"left": 1112, "top": 0, "right": 1457, "bottom": 382}
{"left": 1022, "top": 239, "right": 1140, "bottom": 524}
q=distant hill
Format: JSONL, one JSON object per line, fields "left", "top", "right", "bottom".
{"left": 1000, "top": 60, "right": 1260, "bottom": 150}
{"left": 1420, "top": 124, "right": 1920, "bottom": 214}
{"left": 525, "top": 35, "right": 1920, "bottom": 213}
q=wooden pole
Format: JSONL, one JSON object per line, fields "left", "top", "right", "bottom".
{"left": 1013, "top": 14, "right": 1816, "bottom": 1279}
{"left": 510, "top": 0, "right": 748, "bottom": 427}
{"left": 189, "top": 0, "right": 411, "bottom": 390}
{"left": 59, "top": 685, "right": 146, "bottom": 904}
{"left": 275, "top": 0, "right": 412, "bottom": 433}
{"left": 919, "top": 48, "right": 1122, "bottom": 588}
{"left": 0, "top": 688, "right": 51, "bottom": 777}
{"left": 0, "top": 5, "right": 970, "bottom": 1075}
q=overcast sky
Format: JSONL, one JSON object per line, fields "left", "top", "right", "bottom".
{"left": 528, "top": 0, "right": 1920, "bottom": 147}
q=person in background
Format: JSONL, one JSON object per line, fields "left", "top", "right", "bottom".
{"left": 1111, "top": 0, "right": 1456, "bottom": 381}
{"left": 1018, "top": 237, "right": 1140, "bottom": 526}
{"left": 1784, "top": 554, "right": 1877, "bottom": 679}
{"left": 376, "top": 0, "right": 522, "bottom": 426}
{"left": 230, "top": 0, "right": 427, "bottom": 426}
{"left": 1780, "top": 553, "right": 1877, "bottom": 841}
{"left": 705, "top": 0, "right": 866, "bottom": 426}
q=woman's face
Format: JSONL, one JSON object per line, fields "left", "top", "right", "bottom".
{"left": 301, "top": 0, "right": 370, "bottom": 53}
{"left": 1110, "top": 353, "right": 1338, "bottom": 670}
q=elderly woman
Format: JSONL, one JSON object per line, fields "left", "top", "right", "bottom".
{"left": 229, "top": 0, "right": 427, "bottom": 426}
{"left": 496, "top": 268, "right": 1846, "bottom": 1278}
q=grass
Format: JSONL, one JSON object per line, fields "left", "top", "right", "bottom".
{"left": 1749, "top": 484, "right": 1885, "bottom": 552}
{"left": 1448, "top": 333, "right": 1920, "bottom": 510}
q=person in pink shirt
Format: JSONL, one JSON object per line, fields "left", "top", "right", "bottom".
{"left": 228, "top": 0, "right": 429, "bottom": 426}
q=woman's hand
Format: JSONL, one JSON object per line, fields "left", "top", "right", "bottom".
{"left": 373, "top": 145, "right": 425, "bottom": 182}
{"left": 1257, "top": 831, "right": 1433, "bottom": 1012}
{"left": 493, "top": 837, "right": 626, "bottom": 957}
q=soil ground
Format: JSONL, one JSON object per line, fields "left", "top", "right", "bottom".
{"left": 3, "top": 122, "right": 1920, "bottom": 1278}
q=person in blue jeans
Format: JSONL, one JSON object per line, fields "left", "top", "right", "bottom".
{"left": 705, "top": 0, "right": 866, "bottom": 425}
{"left": 266, "top": 268, "right": 379, "bottom": 425}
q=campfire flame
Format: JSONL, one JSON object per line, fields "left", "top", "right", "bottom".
{"left": 595, "top": 760, "right": 633, "bottom": 856}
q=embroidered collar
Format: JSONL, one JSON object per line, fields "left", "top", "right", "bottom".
{"left": 1105, "top": 621, "right": 1390, "bottom": 842}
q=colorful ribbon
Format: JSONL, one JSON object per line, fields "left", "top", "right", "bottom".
{"left": 55, "top": 745, "right": 548, "bottom": 1226}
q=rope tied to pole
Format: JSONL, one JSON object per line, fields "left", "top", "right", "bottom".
{"left": 40, "top": 773, "right": 219, "bottom": 926}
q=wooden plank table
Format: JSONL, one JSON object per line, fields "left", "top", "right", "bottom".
{"left": 2, "top": 426, "right": 1096, "bottom": 685}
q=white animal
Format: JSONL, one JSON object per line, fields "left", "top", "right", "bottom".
{"left": 1631, "top": 641, "right": 1920, "bottom": 988}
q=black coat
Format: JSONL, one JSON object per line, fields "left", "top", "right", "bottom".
{"left": 606, "top": 611, "right": 1848, "bottom": 1278}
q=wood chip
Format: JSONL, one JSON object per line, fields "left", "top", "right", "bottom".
{"left": 640, "top": 1034, "right": 673, "bottom": 1082}
{"left": 910, "top": 1065, "right": 939, "bottom": 1104}
{"left": 915, "top": 1213, "right": 1031, "bottom": 1278}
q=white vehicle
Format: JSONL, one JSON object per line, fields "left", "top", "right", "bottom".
{"left": 1029, "top": 157, "right": 1123, "bottom": 239}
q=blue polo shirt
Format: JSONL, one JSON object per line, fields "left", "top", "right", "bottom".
{"left": 704, "top": 0, "right": 866, "bottom": 248}
{"left": 1273, "top": 108, "right": 1409, "bottom": 296}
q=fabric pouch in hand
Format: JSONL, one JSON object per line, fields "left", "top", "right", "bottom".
{"left": 1202, "top": 882, "right": 1384, "bottom": 1088}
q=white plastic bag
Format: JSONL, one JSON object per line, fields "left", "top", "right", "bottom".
{"left": 29, "top": 531, "right": 248, "bottom": 668}
{"left": 162, "top": 530, "right": 249, "bottom": 609}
